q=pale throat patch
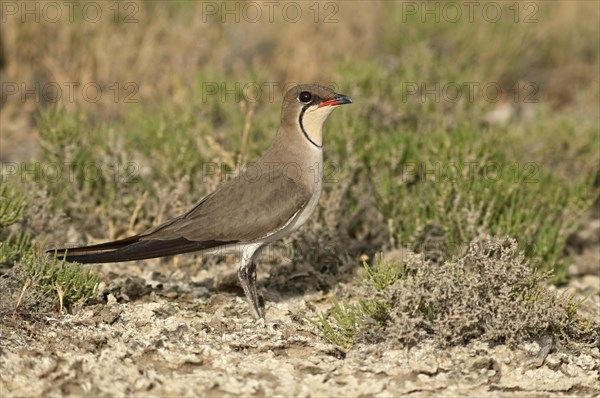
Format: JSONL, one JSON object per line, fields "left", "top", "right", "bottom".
{"left": 301, "top": 104, "right": 336, "bottom": 147}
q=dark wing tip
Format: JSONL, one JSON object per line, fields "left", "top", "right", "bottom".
{"left": 48, "top": 238, "right": 236, "bottom": 264}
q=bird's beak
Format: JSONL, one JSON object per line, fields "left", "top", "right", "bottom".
{"left": 319, "top": 94, "right": 353, "bottom": 108}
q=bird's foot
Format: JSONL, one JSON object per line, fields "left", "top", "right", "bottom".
{"left": 238, "top": 262, "right": 264, "bottom": 320}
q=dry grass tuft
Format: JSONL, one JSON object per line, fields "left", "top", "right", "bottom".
{"left": 317, "top": 237, "right": 599, "bottom": 351}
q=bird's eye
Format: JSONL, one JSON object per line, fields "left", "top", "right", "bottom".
{"left": 299, "top": 91, "right": 312, "bottom": 103}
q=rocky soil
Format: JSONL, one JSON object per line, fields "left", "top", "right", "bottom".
{"left": 1, "top": 246, "right": 599, "bottom": 398}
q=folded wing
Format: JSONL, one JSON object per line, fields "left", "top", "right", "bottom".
{"left": 48, "top": 172, "right": 312, "bottom": 263}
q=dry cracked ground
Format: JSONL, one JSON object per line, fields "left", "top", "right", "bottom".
{"left": 1, "top": 240, "right": 599, "bottom": 397}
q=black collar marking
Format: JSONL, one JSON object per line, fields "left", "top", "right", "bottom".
{"left": 299, "top": 104, "right": 322, "bottom": 148}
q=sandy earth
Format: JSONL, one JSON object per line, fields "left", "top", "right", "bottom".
{"left": 1, "top": 255, "right": 599, "bottom": 398}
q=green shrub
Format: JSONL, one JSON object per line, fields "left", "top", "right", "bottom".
{"left": 315, "top": 238, "right": 598, "bottom": 350}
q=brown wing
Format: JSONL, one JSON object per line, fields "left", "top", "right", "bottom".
{"left": 140, "top": 171, "right": 313, "bottom": 243}
{"left": 49, "top": 172, "right": 312, "bottom": 264}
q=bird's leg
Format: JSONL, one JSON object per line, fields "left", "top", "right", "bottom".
{"left": 238, "top": 261, "right": 264, "bottom": 319}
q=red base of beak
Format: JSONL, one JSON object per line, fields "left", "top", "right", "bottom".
{"left": 319, "top": 94, "right": 352, "bottom": 108}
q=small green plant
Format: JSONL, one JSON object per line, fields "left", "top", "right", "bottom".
{"left": 0, "top": 231, "right": 33, "bottom": 267}
{"left": 3, "top": 240, "right": 100, "bottom": 314}
{"left": 313, "top": 299, "right": 364, "bottom": 349}
{"left": 0, "top": 183, "right": 26, "bottom": 230}
{"left": 0, "top": 178, "right": 99, "bottom": 315}
{"left": 20, "top": 253, "right": 99, "bottom": 310}
{"left": 312, "top": 254, "right": 401, "bottom": 346}
{"left": 1, "top": 183, "right": 30, "bottom": 267}
{"left": 362, "top": 253, "right": 402, "bottom": 292}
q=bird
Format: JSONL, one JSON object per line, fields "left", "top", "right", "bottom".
{"left": 48, "top": 83, "right": 352, "bottom": 319}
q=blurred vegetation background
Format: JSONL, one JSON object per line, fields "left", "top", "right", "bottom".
{"left": 0, "top": 1, "right": 598, "bottom": 320}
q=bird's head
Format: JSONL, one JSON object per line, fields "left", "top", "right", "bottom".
{"left": 281, "top": 84, "right": 352, "bottom": 148}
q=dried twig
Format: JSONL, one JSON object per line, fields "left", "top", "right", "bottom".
{"left": 13, "top": 278, "right": 31, "bottom": 317}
